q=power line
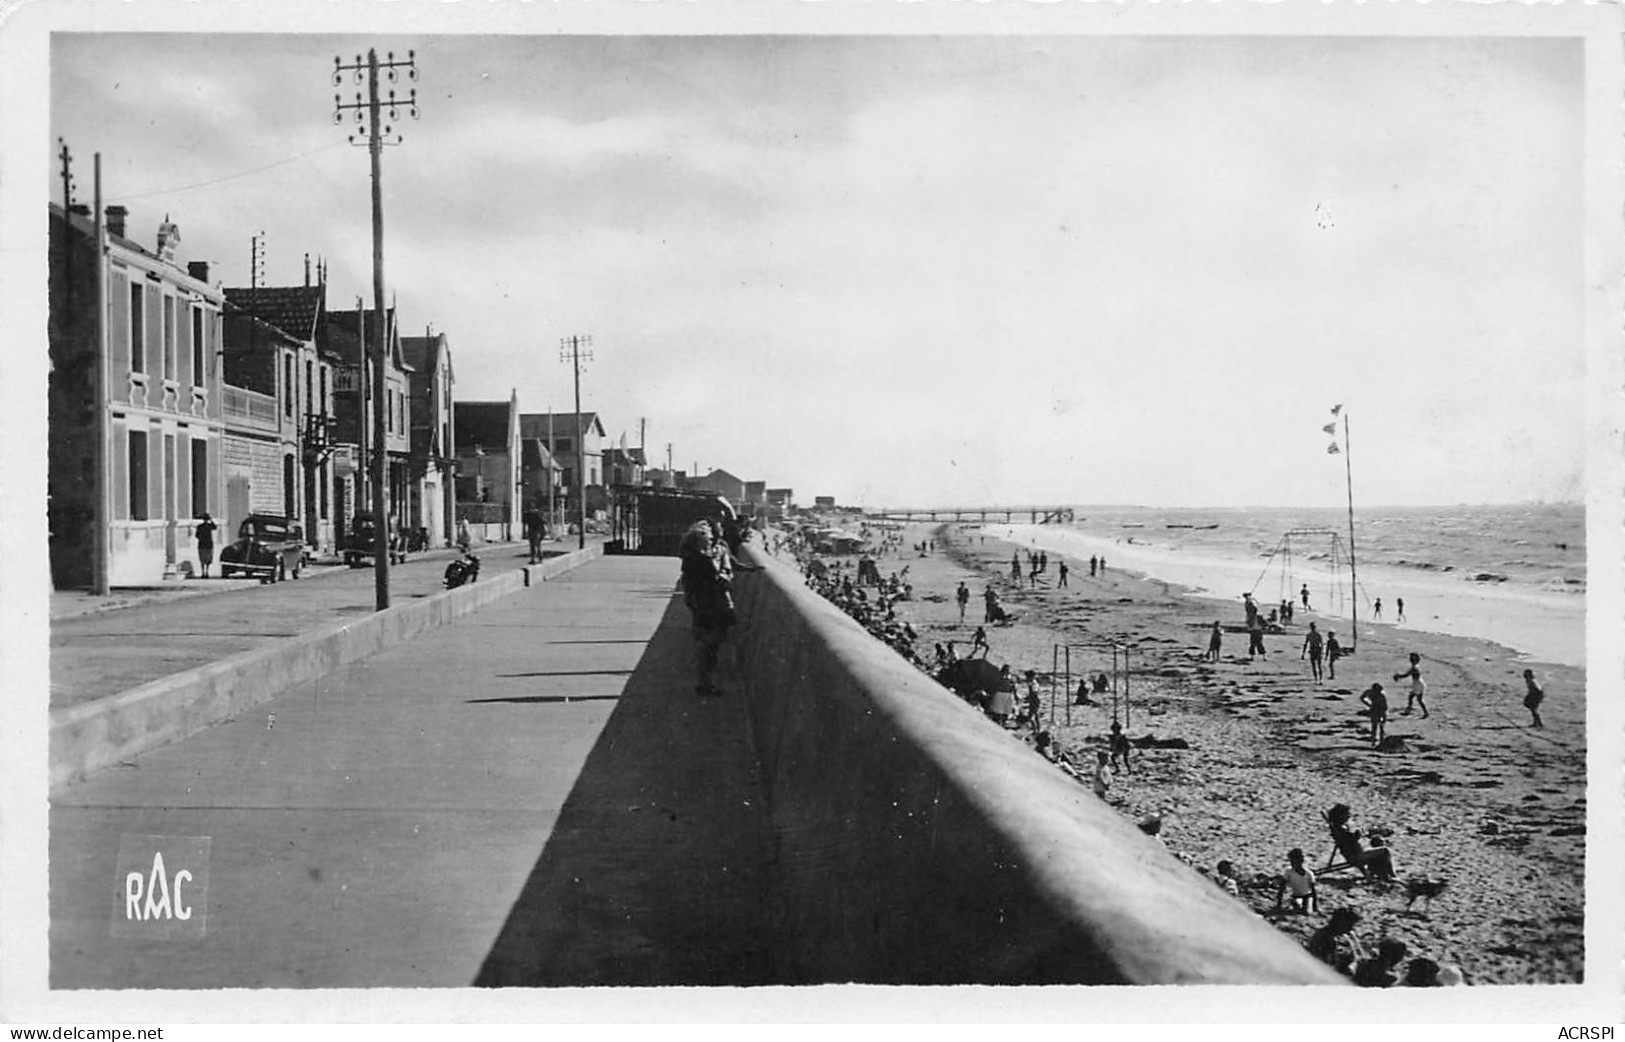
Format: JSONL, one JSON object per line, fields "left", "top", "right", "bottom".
{"left": 116, "top": 141, "right": 347, "bottom": 202}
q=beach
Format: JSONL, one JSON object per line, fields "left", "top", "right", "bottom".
{"left": 870, "top": 522, "right": 1586, "bottom": 984}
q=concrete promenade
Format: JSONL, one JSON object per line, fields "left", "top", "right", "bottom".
{"left": 50, "top": 554, "right": 776, "bottom": 988}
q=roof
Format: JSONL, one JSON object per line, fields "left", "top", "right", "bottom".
{"left": 399, "top": 333, "right": 453, "bottom": 382}
{"left": 49, "top": 202, "right": 218, "bottom": 297}
{"left": 223, "top": 285, "right": 325, "bottom": 343}
{"left": 520, "top": 412, "right": 606, "bottom": 441}
{"left": 454, "top": 400, "right": 515, "bottom": 452}
{"left": 322, "top": 306, "right": 408, "bottom": 370}
{"left": 706, "top": 468, "right": 746, "bottom": 486}
{"left": 521, "top": 439, "right": 559, "bottom": 471}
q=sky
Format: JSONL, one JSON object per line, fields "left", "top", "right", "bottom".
{"left": 46, "top": 31, "right": 1587, "bottom": 509}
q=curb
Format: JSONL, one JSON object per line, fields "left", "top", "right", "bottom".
{"left": 50, "top": 543, "right": 605, "bottom": 791}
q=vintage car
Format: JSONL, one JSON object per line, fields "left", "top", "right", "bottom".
{"left": 342, "top": 511, "right": 408, "bottom": 567}
{"left": 219, "top": 514, "right": 306, "bottom": 582}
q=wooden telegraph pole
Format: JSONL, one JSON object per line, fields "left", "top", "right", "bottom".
{"left": 560, "top": 335, "right": 593, "bottom": 550}
{"left": 334, "top": 48, "right": 418, "bottom": 611}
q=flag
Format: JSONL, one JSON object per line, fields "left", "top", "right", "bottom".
{"left": 1330, "top": 404, "right": 1342, "bottom": 416}
{"left": 1321, "top": 422, "right": 1337, "bottom": 435}
{"left": 1327, "top": 442, "right": 1341, "bottom": 455}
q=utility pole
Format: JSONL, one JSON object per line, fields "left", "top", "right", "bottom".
{"left": 559, "top": 335, "right": 593, "bottom": 550}
{"left": 334, "top": 47, "right": 418, "bottom": 611}
{"left": 58, "top": 139, "right": 75, "bottom": 312}
{"left": 93, "top": 153, "right": 109, "bottom": 596}
{"left": 666, "top": 442, "right": 673, "bottom": 481}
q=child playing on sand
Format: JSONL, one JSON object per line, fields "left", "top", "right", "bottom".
{"left": 1275, "top": 848, "right": 1318, "bottom": 914}
{"left": 1215, "top": 860, "right": 1241, "bottom": 897}
{"left": 1522, "top": 669, "right": 1545, "bottom": 728}
{"left": 1394, "top": 652, "right": 1429, "bottom": 718}
{"left": 970, "top": 626, "right": 990, "bottom": 657}
{"left": 1354, "top": 939, "right": 1409, "bottom": 988}
{"left": 1306, "top": 908, "right": 1364, "bottom": 974}
{"left": 1108, "top": 719, "right": 1132, "bottom": 773}
{"left": 1091, "top": 751, "right": 1113, "bottom": 799}
{"left": 1207, "top": 621, "right": 1222, "bottom": 661}
{"left": 1360, "top": 683, "right": 1389, "bottom": 746}
{"left": 1074, "top": 678, "right": 1097, "bottom": 706}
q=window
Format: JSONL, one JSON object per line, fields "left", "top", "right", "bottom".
{"left": 319, "top": 367, "right": 327, "bottom": 414}
{"left": 319, "top": 460, "right": 329, "bottom": 519}
{"left": 162, "top": 296, "right": 176, "bottom": 379}
{"left": 305, "top": 360, "right": 314, "bottom": 420}
{"left": 130, "top": 284, "right": 145, "bottom": 372}
{"left": 191, "top": 307, "right": 204, "bottom": 387}
{"left": 284, "top": 355, "right": 295, "bottom": 418}
{"left": 129, "top": 430, "right": 149, "bottom": 520}
{"left": 191, "top": 438, "right": 208, "bottom": 515}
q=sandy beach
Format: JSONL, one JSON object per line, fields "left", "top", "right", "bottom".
{"left": 865, "top": 522, "right": 1586, "bottom": 984}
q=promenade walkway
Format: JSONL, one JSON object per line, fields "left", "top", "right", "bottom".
{"left": 50, "top": 554, "right": 775, "bottom": 988}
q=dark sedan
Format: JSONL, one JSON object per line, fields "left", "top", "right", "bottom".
{"left": 219, "top": 514, "right": 306, "bottom": 582}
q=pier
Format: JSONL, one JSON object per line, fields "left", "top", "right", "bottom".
{"left": 866, "top": 505, "right": 1076, "bottom": 525}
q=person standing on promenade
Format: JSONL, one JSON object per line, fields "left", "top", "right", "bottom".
{"left": 1326, "top": 631, "right": 1343, "bottom": 679}
{"left": 1207, "top": 621, "right": 1223, "bottom": 661}
{"left": 1302, "top": 622, "right": 1325, "bottom": 682}
{"left": 1521, "top": 669, "right": 1545, "bottom": 728}
{"left": 955, "top": 581, "right": 970, "bottom": 621}
{"left": 1360, "top": 683, "right": 1389, "bottom": 746}
{"left": 193, "top": 512, "right": 218, "bottom": 578}
{"left": 1057, "top": 560, "right": 1069, "bottom": 587}
{"left": 1301, "top": 583, "right": 1311, "bottom": 611}
{"left": 1396, "top": 597, "right": 1406, "bottom": 622}
{"left": 523, "top": 501, "right": 546, "bottom": 564}
{"left": 1394, "top": 652, "right": 1429, "bottom": 718}
{"left": 457, "top": 518, "right": 472, "bottom": 554}
{"left": 678, "top": 518, "right": 758, "bottom": 698}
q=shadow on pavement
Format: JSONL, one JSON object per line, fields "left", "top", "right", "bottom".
{"left": 474, "top": 593, "right": 778, "bottom": 987}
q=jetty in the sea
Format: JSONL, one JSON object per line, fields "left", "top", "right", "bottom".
{"left": 865, "top": 505, "right": 1076, "bottom": 525}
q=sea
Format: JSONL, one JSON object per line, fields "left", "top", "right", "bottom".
{"left": 986, "top": 503, "right": 1585, "bottom": 670}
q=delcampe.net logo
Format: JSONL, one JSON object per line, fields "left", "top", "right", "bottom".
{"left": 110, "top": 834, "right": 211, "bottom": 939}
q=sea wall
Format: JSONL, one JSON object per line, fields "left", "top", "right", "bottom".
{"left": 731, "top": 546, "right": 1343, "bottom": 985}
{"left": 50, "top": 544, "right": 604, "bottom": 791}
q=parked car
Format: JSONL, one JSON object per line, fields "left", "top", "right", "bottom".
{"left": 219, "top": 514, "right": 306, "bottom": 583}
{"left": 342, "top": 511, "right": 408, "bottom": 567}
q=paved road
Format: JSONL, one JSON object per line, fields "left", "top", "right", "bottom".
{"left": 49, "top": 540, "right": 558, "bottom": 709}
{"left": 49, "top": 554, "right": 776, "bottom": 988}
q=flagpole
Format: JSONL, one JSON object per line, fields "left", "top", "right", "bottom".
{"left": 1343, "top": 411, "right": 1359, "bottom": 653}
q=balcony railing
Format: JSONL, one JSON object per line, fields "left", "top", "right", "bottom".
{"left": 221, "top": 385, "right": 280, "bottom": 432}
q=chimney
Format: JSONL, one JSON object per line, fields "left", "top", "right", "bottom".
{"left": 304, "top": 253, "right": 311, "bottom": 287}
{"left": 105, "top": 205, "right": 128, "bottom": 239}
{"left": 187, "top": 260, "right": 211, "bottom": 284}
{"left": 68, "top": 203, "right": 90, "bottom": 217}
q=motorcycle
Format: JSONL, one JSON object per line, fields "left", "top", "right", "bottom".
{"left": 443, "top": 552, "right": 480, "bottom": 589}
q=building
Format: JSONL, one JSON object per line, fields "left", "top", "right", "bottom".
{"left": 454, "top": 391, "right": 521, "bottom": 541}
{"left": 322, "top": 305, "right": 414, "bottom": 544}
{"left": 521, "top": 411, "right": 607, "bottom": 515}
{"left": 603, "top": 445, "right": 647, "bottom": 488}
{"left": 519, "top": 438, "right": 562, "bottom": 531}
{"left": 48, "top": 203, "right": 227, "bottom": 588}
{"left": 691, "top": 468, "right": 747, "bottom": 508}
{"left": 400, "top": 331, "right": 456, "bottom": 548}
{"left": 222, "top": 279, "right": 338, "bottom": 552}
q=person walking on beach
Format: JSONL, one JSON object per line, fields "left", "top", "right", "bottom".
{"left": 1247, "top": 611, "right": 1267, "bottom": 659}
{"left": 1302, "top": 622, "right": 1325, "bottom": 682}
{"left": 1373, "top": 597, "right": 1383, "bottom": 620}
{"left": 1521, "top": 668, "right": 1545, "bottom": 729}
{"left": 1325, "top": 631, "right": 1343, "bottom": 679}
{"left": 1108, "top": 719, "right": 1132, "bottom": 773}
{"left": 1011, "top": 552, "right": 1022, "bottom": 581}
{"left": 1058, "top": 560, "right": 1069, "bottom": 587}
{"left": 193, "top": 512, "right": 218, "bottom": 578}
{"left": 1090, "top": 555, "right": 1098, "bottom": 577}
{"left": 983, "top": 586, "right": 998, "bottom": 624}
{"left": 1394, "top": 652, "right": 1429, "bottom": 718}
{"left": 1207, "top": 621, "right": 1223, "bottom": 662}
{"left": 1023, "top": 670, "right": 1043, "bottom": 732}
{"left": 987, "top": 671, "right": 1015, "bottom": 728}
{"left": 1396, "top": 597, "right": 1406, "bottom": 623}
{"left": 1360, "top": 683, "right": 1389, "bottom": 746}
{"left": 970, "top": 626, "right": 990, "bottom": 658}
{"left": 1099, "top": 556, "right": 1107, "bottom": 573}
{"left": 1301, "top": 583, "right": 1311, "bottom": 611}
{"left": 955, "top": 581, "right": 970, "bottom": 621}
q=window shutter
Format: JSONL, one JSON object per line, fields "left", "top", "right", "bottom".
{"left": 111, "top": 422, "right": 129, "bottom": 520}
{"left": 109, "top": 272, "right": 130, "bottom": 379}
